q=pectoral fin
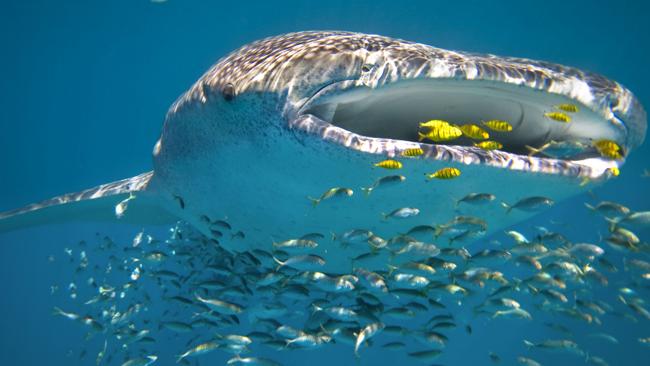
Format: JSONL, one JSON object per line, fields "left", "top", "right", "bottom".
{"left": 0, "top": 171, "right": 178, "bottom": 233}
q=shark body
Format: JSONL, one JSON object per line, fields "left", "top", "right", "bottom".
{"left": 1, "top": 31, "right": 646, "bottom": 272}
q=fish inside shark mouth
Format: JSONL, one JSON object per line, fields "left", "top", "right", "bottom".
{"left": 301, "top": 79, "right": 626, "bottom": 163}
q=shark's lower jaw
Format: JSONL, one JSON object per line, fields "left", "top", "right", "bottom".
{"left": 294, "top": 78, "right": 625, "bottom": 179}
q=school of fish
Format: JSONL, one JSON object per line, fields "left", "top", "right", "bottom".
{"left": 46, "top": 112, "right": 646, "bottom": 366}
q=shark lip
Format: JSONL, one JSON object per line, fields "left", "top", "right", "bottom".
{"left": 293, "top": 78, "right": 624, "bottom": 179}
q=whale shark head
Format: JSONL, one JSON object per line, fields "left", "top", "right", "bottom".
{"left": 158, "top": 31, "right": 645, "bottom": 180}
{"left": 1, "top": 31, "right": 646, "bottom": 273}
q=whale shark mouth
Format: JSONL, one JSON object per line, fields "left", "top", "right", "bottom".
{"left": 294, "top": 78, "right": 625, "bottom": 179}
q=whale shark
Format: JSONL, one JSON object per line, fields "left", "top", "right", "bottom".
{"left": 0, "top": 31, "right": 646, "bottom": 273}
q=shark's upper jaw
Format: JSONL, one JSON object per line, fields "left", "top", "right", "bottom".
{"left": 292, "top": 76, "right": 629, "bottom": 179}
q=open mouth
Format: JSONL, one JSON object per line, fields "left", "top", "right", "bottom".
{"left": 294, "top": 79, "right": 626, "bottom": 178}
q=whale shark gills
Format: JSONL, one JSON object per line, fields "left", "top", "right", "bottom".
{"left": 0, "top": 31, "right": 645, "bottom": 273}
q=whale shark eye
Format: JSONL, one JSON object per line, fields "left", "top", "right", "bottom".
{"left": 222, "top": 83, "right": 235, "bottom": 101}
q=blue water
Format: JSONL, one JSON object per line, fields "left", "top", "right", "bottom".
{"left": 1, "top": 0, "right": 649, "bottom": 365}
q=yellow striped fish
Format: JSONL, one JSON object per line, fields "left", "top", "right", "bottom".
{"left": 474, "top": 141, "right": 503, "bottom": 150}
{"left": 544, "top": 111, "right": 571, "bottom": 123}
{"left": 481, "top": 120, "right": 513, "bottom": 132}
{"left": 418, "top": 124, "right": 462, "bottom": 142}
{"left": 593, "top": 139, "right": 623, "bottom": 159}
{"left": 374, "top": 159, "right": 403, "bottom": 169}
{"left": 419, "top": 119, "right": 451, "bottom": 128}
{"left": 459, "top": 124, "right": 489, "bottom": 140}
{"left": 425, "top": 167, "right": 461, "bottom": 180}
{"left": 401, "top": 147, "right": 424, "bottom": 157}
{"left": 555, "top": 103, "right": 579, "bottom": 113}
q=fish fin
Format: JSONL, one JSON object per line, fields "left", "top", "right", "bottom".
{"left": 307, "top": 196, "right": 320, "bottom": 207}
{"left": 0, "top": 172, "right": 178, "bottom": 234}
{"left": 360, "top": 187, "right": 373, "bottom": 197}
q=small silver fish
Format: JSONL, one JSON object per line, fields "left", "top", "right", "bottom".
{"left": 383, "top": 207, "right": 420, "bottom": 220}
{"left": 272, "top": 239, "right": 318, "bottom": 251}
{"left": 176, "top": 341, "right": 220, "bottom": 363}
{"left": 517, "top": 357, "right": 542, "bottom": 366}
{"left": 584, "top": 201, "right": 630, "bottom": 217}
{"left": 502, "top": 196, "right": 554, "bottom": 213}
{"left": 121, "top": 355, "right": 157, "bottom": 366}
{"left": 227, "top": 356, "right": 281, "bottom": 366}
{"left": 610, "top": 211, "right": 650, "bottom": 230}
{"left": 456, "top": 193, "right": 496, "bottom": 207}
{"left": 273, "top": 254, "right": 326, "bottom": 271}
{"left": 194, "top": 294, "right": 243, "bottom": 315}
{"left": 307, "top": 187, "right": 353, "bottom": 206}
{"left": 354, "top": 268, "right": 388, "bottom": 293}
{"left": 408, "top": 349, "right": 442, "bottom": 361}
{"left": 361, "top": 175, "right": 406, "bottom": 196}
{"left": 354, "top": 322, "right": 385, "bottom": 356}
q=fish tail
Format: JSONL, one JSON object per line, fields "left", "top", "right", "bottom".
{"left": 360, "top": 187, "right": 373, "bottom": 197}
{"left": 604, "top": 217, "right": 619, "bottom": 232}
{"left": 523, "top": 340, "right": 535, "bottom": 349}
{"left": 52, "top": 306, "right": 64, "bottom": 317}
{"left": 525, "top": 145, "right": 540, "bottom": 157}
{"left": 176, "top": 355, "right": 185, "bottom": 363}
{"left": 307, "top": 197, "right": 320, "bottom": 207}
{"left": 226, "top": 355, "right": 242, "bottom": 365}
{"left": 500, "top": 202, "right": 512, "bottom": 214}
{"left": 381, "top": 213, "right": 388, "bottom": 221}
{"left": 433, "top": 225, "right": 443, "bottom": 238}
{"left": 272, "top": 256, "right": 284, "bottom": 271}
{"left": 417, "top": 132, "right": 426, "bottom": 142}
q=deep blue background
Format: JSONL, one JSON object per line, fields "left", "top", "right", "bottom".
{"left": 0, "top": 0, "right": 649, "bottom": 365}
